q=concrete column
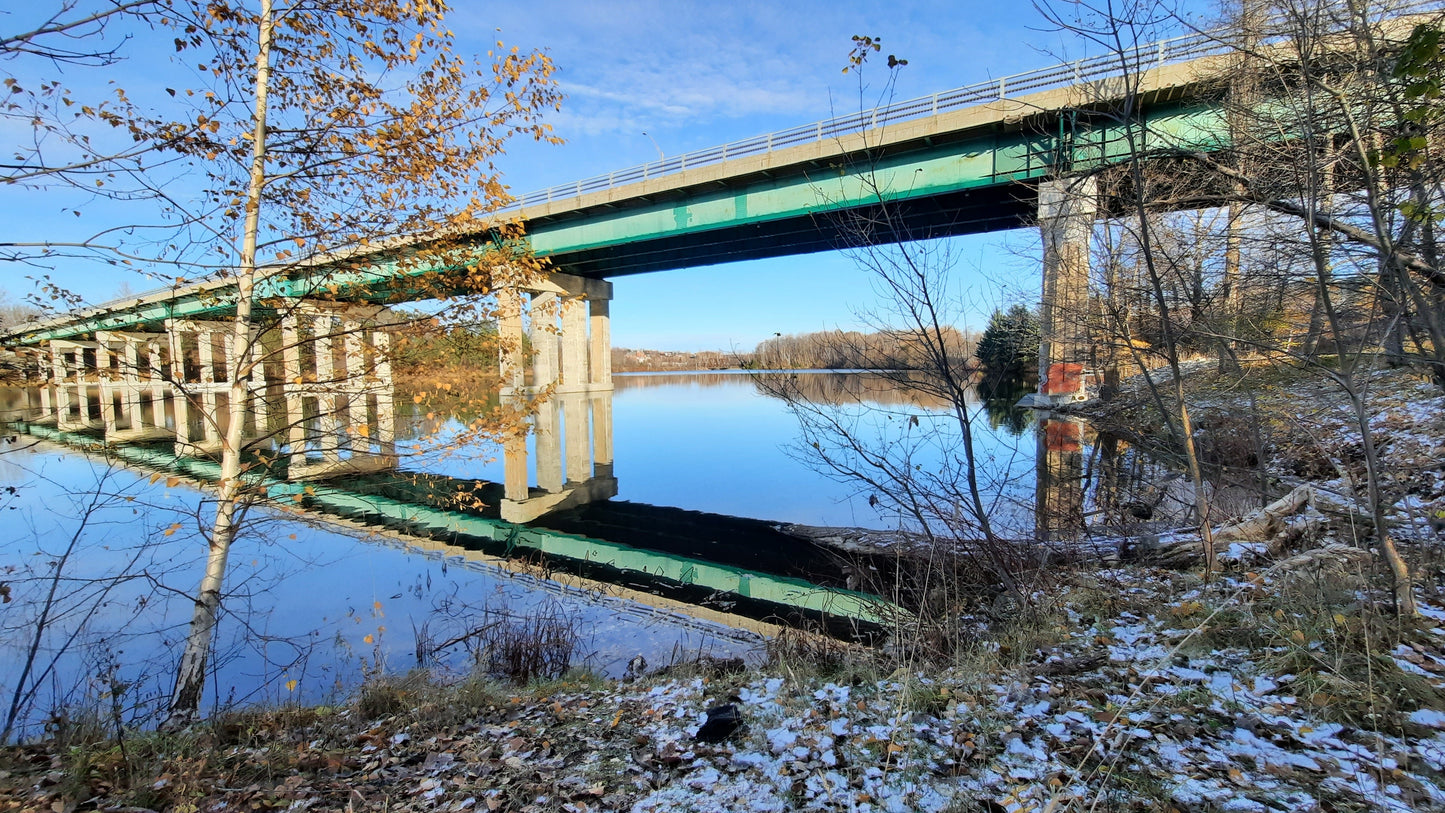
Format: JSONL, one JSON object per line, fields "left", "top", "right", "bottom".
{"left": 246, "top": 329, "right": 269, "bottom": 441}
{"left": 339, "top": 319, "right": 367, "bottom": 455}
{"left": 37, "top": 347, "right": 54, "bottom": 422}
{"left": 199, "top": 331, "right": 222, "bottom": 448}
{"left": 531, "top": 291, "right": 559, "bottom": 390}
{"left": 534, "top": 398, "right": 563, "bottom": 493}
{"left": 502, "top": 400, "right": 530, "bottom": 503}
{"left": 313, "top": 316, "right": 340, "bottom": 464}
{"left": 98, "top": 335, "right": 126, "bottom": 436}
{"left": 50, "top": 345, "right": 68, "bottom": 423}
{"left": 591, "top": 390, "right": 613, "bottom": 469}
{"left": 1036, "top": 176, "right": 1096, "bottom": 405}
{"left": 370, "top": 328, "right": 396, "bottom": 458}
{"left": 280, "top": 314, "right": 306, "bottom": 454}
{"left": 167, "top": 329, "right": 193, "bottom": 448}
{"left": 560, "top": 296, "right": 588, "bottom": 390}
{"left": 50, "top": 341, "right": 100, "bottom": 430}
{"left": 149, "top": 341, "right": 169, "bottom": 431}
{"left": 497, "top": 288, "right": 525, "bottom": 394}
{"left": 313, "top": 317, "right": 334, "bottom": 385}
{"left": 563, "top": 392, "right": 590, "bottom": 484}
{"left": 74, "top": 347, "right": 92, "bottom": 427}
{"left": 589, "top": 299, "right": 612, "bottom": 389}
{"left": 197, "top": 331, "right": 215, "bottom": 385}
{"left": 123, "top": 340, "right": 142, "bottom": 432}
{"left": 100, "top": 339, "right": 120, "bottom": 437}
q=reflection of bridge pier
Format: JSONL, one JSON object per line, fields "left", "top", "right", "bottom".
{"left": 496, "top": 271, "right": 617, "bottom": 522}
{"left": 48, "top": 339, "right": 105, "bottom": 431}
{"left": 166, "top": 319, "right": 269, "bottom": 457}
{"left": 499, "top": 389, "right": 618, "bottom": 523}
{"left": 1035, "top": 412, "right": 1086, "bottom": 540}
{"left": 279, "top": 303, "right": 399, "bottom": 480}
{"left": 96, "top": 331, "right": 174, "bottom": 442}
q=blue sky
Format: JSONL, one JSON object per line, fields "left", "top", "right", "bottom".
{"left": 2, "top": 0, "right": 1210, "bottom": 350}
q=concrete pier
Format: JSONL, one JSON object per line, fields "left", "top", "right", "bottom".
{"left": 492, "top": 271, "right": 619, "bottom": 522}
{"left": 96, "top": 331, "right": 174, "bottom": 442}
{"left": 498, "top": 271, "right": 614, "bottom": 398}
{"left": 279, "top": 303, "right": 400, "bottom": 480}
{"left": 1028, "top": 176, "right": 1097, "bottom": 408}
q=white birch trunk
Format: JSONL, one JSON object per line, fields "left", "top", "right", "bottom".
{"left": 166, "top": 0, "right": 274, "bottom": 725}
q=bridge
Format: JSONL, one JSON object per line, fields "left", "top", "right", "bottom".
{"left": 1, "top": 7, "right": 1423, "bottom": 541}
{"left": 3, "top": 21, "right": 1249, "bottom": 376}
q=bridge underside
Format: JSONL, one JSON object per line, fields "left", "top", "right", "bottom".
{"left": 540, "top": 183, "right": 1039, "bottom": 278}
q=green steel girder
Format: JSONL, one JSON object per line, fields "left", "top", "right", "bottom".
{"left": 527, "top": 101, "right": 1227, "bottom": 266}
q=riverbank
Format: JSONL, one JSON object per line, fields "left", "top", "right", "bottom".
{"left": 3, "top": 560, "right": 1443, "bottom": 812}
{"left": 1074, "top": 361, "right": 1445, "bottom": 548}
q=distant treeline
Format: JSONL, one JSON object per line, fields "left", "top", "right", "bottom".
{"left": 747, "top": 328, "right": 981, "bottom": 371}
{"left": 614, "top": 328, "right": 987, "bottom": 373}
{"left": 392, "top": 322, "right": 1008, "bottom": 378}
{"left": 613, "top": 348, "right": 737, "bottom": 372}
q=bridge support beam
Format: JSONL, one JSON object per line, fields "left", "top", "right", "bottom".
{"left": 49, "top": 340, "right": 103, "bottom": 431}
{"left": 1030, "top": 176, "right": 1096, "bottom": 407}
{"left": 498, "top": 271, "right": 614, "bottom": 397}
{"left": 18, "top": 347, "right": 58, "bottom": 426}
{"left": 167, "top": 319, "right": 254, "bottom": 457}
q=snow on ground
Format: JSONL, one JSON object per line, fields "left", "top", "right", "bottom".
{"left": 606, "top": 578, "right": 1445, "bottom": 812}
{"left": 1262, "top": 370, "right": 1445, "bottom": 541}
{"left": 10, "top": 565, "right": 1437, "bottom": 812}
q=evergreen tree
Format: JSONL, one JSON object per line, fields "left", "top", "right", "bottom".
{"left": 974, "top": 304, "right": 1039, "bottom": 383}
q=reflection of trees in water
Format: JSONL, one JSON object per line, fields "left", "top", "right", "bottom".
{"left": 615, "top": 370, "right": 966, "bottom": 410}
{"left": 985, "top": 399, "right": 1033, "bottom": 437}
{"left": 0, "top": 387, "right": 35, "bottom": 420}
{"left": 1032, "top": 419, "right": 1248, "bottom": 545}
{"left": 394, "top": 380, "right": 502, "bottom": 435}
{"left": 749, "top": 372, "right": 964, "bottom": 409}
{"left": 978, "top": 376, "right": 1034, "bottom": 437}
{"left": 387, "top": 368, "right": 1224, "bottom": 546}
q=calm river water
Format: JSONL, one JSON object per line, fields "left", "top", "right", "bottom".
{"left": 0, "top": 371, "right": 1051, "bottom": 737}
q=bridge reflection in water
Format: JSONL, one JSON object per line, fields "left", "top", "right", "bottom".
{"left": 0, "top": 348, "right": 888, "bottom": 634}
{"left": 2, "top": 351, "right": 1227, "bottom": 635}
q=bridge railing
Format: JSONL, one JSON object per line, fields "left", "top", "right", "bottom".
{"left": 508, "top": 0, "right": 1437, "bottom": 210}
{"left": 508, "top": 31, "right": 1226, "bottom": 209}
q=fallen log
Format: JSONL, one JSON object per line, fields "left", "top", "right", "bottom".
{"left": 1214, "top": 484, "right": 1316, "bottom": 544}
{"left": 782, "top": 483, "right": 1342, "bottom": 571}
{"left": 1126, "top": 484, "right": 1331, "bottom": 567}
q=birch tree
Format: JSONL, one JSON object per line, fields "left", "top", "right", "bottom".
{"left": 147, "top": 0, "right": 560, "bottom": 724}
